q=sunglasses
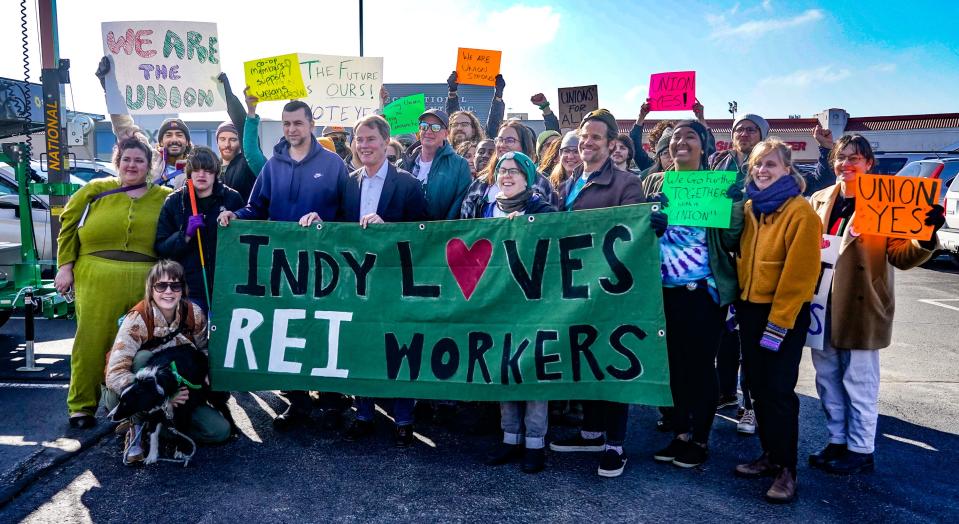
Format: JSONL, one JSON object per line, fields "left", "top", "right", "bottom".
{"left": 387, "top": 155, "right": 397, "bottom": 163}
{"left": 152, "top": 281, "right": 184, "bottom": 293}
{"left": 419, "top": 122, "right": 444, "bottom": 133}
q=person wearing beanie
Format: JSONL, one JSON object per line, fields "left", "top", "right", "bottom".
{"left": 734, "top": 138, "right": 821, "bottom": 503}
{"left": 444, "top": 70, "right": 510, "bottom": 145}
{"left": 709, "top": 113, "right": 769, "bottom": 181}
{"left": 611, "top": 134, "right": 639, "bottom": 175}
{"left": 536, "top": 130, "right": 561, "bottom": 162}
{"left": 645, "top": 119, "right": 744, "bottom": 470}
{"left": 549, "top": 108, "right": 644, "bottom": 479}
{"left": 481, "top": 150, "right": 555, "bottom": 473}
{"left": 548, "top": 130, "right": 582, "bottom": 190}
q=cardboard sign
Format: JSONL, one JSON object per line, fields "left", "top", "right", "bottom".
{"left": 455, "top": 48, "right": 502, "bottom": 87}
{"left": 244, "top": 53, "right": 307, "bottom": 102}
{"left": 660, "top": 171, "right": 737, "bottom": 228}
{"left": 806, "top": 234, "right": 841, "bottom": 350}
{"left": 854, "top": 174, "right": 940, "bottom": 240}
{"left": 648, "top": 71, "right": 696, "bottom": 111}
{"left": 208, "top": 205, "right": 671, "bottom": 405}
{"left": 383, "top": 93, "right": 426, "bottom": 135}
{"left": 557, "top": 85, "right": 598, "bottom": 129}
{"left": 101, "top": 21, "right": 225, "bottom": 115}
{"left": 298, "top": 54, "right": 383, "bottom": 126}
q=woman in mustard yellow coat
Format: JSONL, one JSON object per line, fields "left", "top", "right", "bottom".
{"left": 733, "top": 138, "right": 822, "bottom": 503}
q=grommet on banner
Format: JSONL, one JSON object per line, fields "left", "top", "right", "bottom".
{"left": 418, "top": 224, "right": 425, "bottom": 230}
{"left": 316, "top": 223, "right": 323, "bottom": 230}
{"left": 210, "top": 325, "right": 217, "bottom": 332}
{"left": 527, "top": 215, "right": 535, "bottom": 222}
{"left": 651, "top": 204, "right": 660, "bottom": 212}
{"left": 658, "top": 329, "right": 666, "bottom": 337}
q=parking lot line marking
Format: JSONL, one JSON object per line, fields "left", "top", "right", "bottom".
{"left": 918, "top": 299, "right": 959, "bottom": 312}
{"left": 0, "top": 382, "right": 68, "bottom": 389}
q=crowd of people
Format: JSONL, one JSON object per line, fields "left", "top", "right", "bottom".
{"left": 54, "top": 59, "right": 946, "bottom": 504}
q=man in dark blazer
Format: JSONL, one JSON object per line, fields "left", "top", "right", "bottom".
{"left": 339, "top": 115, "right": 426, "bottom": 448}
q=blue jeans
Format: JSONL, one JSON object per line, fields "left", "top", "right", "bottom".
{"left": 500, "top": 401, "right": 548, "bottom": 449}
{"left": 354, "top": 397, "right": 415, "bottom": 427}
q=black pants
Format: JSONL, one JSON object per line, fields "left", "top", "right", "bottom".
{"left": 663, "top": 284, "right": 724, "bottom": 444}
{"left": 582, "top": 401, "right": 629, "bottom": 446}
{"left": 737, "top": 301, "right": 810, "bottom": 470}
{"left": 716, "top": 310, "right": 752, "bottom": 409}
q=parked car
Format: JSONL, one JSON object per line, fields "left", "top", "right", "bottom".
{"left": 0, "top": 163, "right": 92, "bottom": 262}
{"left": 875, "top": 151, "right": 959, "bottom": 175}
{"left": 938, "top": 174, "right": 959, "bottom": 264}
{"left": 895, "top": 158, "right": 959, "bottom": 206}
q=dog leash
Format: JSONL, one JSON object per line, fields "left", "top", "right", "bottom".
{"left": 170, "top": 361, "right": 203, "bottom": 390}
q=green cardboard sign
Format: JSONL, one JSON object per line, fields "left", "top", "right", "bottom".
{"left": 208, "top": 205, "right": 672, "bottom": 405}
{"left": 383, "top": 93, "right": 426, "bottom": 135}
{"left": 661, "top": 170, "right": 737, "bottom": 228}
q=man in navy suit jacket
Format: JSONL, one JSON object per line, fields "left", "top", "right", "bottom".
{"left": 339, "top": 115, "right": 426, "bottom": 448}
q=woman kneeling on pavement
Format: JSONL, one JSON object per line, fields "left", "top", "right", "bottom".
{"left": 806, "top": 135, "right": 943, "bottom": 475}
{"left": 644, "top": 120, "right": 744, "bottom": 469}
{"left": 733, "top": 138, "right": 821, "bottom": 503}
{"left": 482, "top": 151, "right": 555, "bottom": 473}
{"left": 104, "top": 260, "right": 231, "bottom": 464}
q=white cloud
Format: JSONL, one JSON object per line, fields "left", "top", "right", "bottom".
{"left": 623, "top": 85, "right": 646, "bottom": 103}
{"left": 869, "top": 63, "right": 898, "bottom": 73}
{"left": 759, "top": 65, "right": 851, "bottom": 87}
{"left": 708, "top": 8, "right": 824, "bottom": 39}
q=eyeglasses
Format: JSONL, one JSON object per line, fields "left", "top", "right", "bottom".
{"left": 419, "top": 122, "right": 444, "bottom": 133}
{"left": 450, "top": 121, "right": 471, "bottom": 129}
{"left": 497, "top": 167, "right": 523, "bottom": 178}
{"left": 836, "top": 155, "right": 865, "bottom": 163}
{"left": 560, "top": 147, "right": 578, "bottom": 154}
{"left": 495, "top": 136, "right": 519, "bottom": 145}
{"left": 152, "top": 281, "right": 184, "bottom": 293}
{"left": 734, "top": 127, "right": 759, "bottom": 135}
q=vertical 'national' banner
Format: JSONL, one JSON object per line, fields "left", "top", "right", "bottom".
{"left": 208, "top": 205, "right": 671, "bottom": 405}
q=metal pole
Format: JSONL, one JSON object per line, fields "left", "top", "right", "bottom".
{"left": 359, "top": 0, "right": 364, "bottom": 57}
{"left": 17, "top": 288, "right": 44, "bottom": 372}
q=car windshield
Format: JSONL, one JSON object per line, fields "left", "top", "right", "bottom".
{"left": 896, "top": 161, "right": 944, "bottom": 178}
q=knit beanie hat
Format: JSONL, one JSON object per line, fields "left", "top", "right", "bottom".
{"left": 494, "top": 151, "right": 537, "bottom": 187}
{"left": 158, "top": 118, "right": 191, "bottom": 143}
{"left": 216, "top": 121, "right": 238, "bottom": 140}
{"left": 560, "top": 130, "right": 579, "bottom": 150}
{"left": 673, "top": 120, "right": 709, "bottom": 168}
{"left": 733, "top": 113, "right": 770, "bottom": 140}
{"left": 536, "top": 130, "right": 560, "bottom": 156}
{"left": 655, "top": 127, "right": 674, "bottom": 157}
{"left": 579, "top": 108, "right": 618, "bottom": 136}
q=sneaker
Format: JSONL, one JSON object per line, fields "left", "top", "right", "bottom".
{"left": 808, "top": 443, "right": 847, "bottom": 469}
{"left": 123, "top": 425, "right": 145, "bottom": 464}
{"left": 486, "top": 443, "right": 523, "bottom": 465}
{"left": 737, "top": 409, "right": 757, "bottom": 434}
{"left": 734, "top": 452, "right": 780, "bottom": 478}
{"left": 549, "top": 434, "right": 605, "bottom": 452}
{"left": 598, "top": 449, "right": 627, "bottom": 477}
{"left": 653, "top": 438, "right": 689, "bottom": 462}
{"left": 822, "top": 450, "right": 874, "bottom": 475}
{"left": 716, "top": 394, "right": 739, "bottom": 410}
{"left": 394, "top": 425, "right": 414, "bottom": 448}
{"left": 342, "top": 419, "right": 374, "bottom": 442}
{"left": 521, "top": 447, "right": 547, "bottom": 474}
{"left": 672, "top": 442, "right": 708, "bottom": 468}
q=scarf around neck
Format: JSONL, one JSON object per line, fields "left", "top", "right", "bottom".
{"left": 746, "top": 175, "right": 801, "bottom": 217}
{"left": 496, "top": 188, "right": 533, "bottom": 213}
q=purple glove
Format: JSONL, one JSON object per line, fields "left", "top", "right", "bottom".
{"left": 186, "top": 215, "right": 204, "bottom": 238}
{"left": 759, "top": 322, "right": 787, "bottom": 352}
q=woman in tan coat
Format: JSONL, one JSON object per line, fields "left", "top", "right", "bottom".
{"left": 733, "top": 139, "right": 821, "bottom": 503}
{"left": 807, "top": 134, "right": 944, "bottom": 475}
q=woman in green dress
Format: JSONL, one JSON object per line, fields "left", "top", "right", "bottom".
{"left": 54, "top": 138, "right": 172, "bottom": 428}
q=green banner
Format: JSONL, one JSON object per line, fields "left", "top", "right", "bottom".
{"left": 207, "top": 205, "right": 671, "bottom": 405}
{"left": 661, "top": 170, "right": 737, "bottom": 228}
{"left": 383, "top": 93, "right": 426, "bottom": 135}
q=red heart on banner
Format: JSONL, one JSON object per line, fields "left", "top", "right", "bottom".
{"left": 446, "top": 238, "right": 493, "bottom": 300}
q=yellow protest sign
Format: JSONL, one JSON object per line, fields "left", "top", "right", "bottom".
{"left": 855, "top": 174, "right": 940, "bottom": 240}
{"left": 244, "top": 53, "right": 307, "bottom": 101}
{"left": 456, "top": 48, "right": 502, "bottom": 87}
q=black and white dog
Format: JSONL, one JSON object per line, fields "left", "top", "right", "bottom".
{"left": 108, "top": 344, "right": 236, "bottom": 464}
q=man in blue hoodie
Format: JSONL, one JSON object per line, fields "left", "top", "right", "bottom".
{"left": 218, "top": 100, "right": 349, "bottom": 430}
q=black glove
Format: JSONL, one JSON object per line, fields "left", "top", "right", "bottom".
{"left": 919, "top": 204, "right": 945, "bottom": 249}
{"left": 726, "top": 182, "right": 744, "bottom": 202}
{"left": 646, "top": 192, "right": 669, "bottom": 208}
{"left": 446, "top": 71, "right": 458, "bottom": 93}
{"left": 95, "top": 56, "right": 110, "bottom": 90}
{"left": 494, "top": 74, "right": 506, "bottom": 99}
{"left": 650, "top": 211, "right": 668, "bottom": 237}
{"left": 217, "top": 72, "right": 232, "bottom": 91}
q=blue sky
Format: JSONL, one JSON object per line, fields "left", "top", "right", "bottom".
{"left": 0, "top": 0, "right": 956, "bottom": 121}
